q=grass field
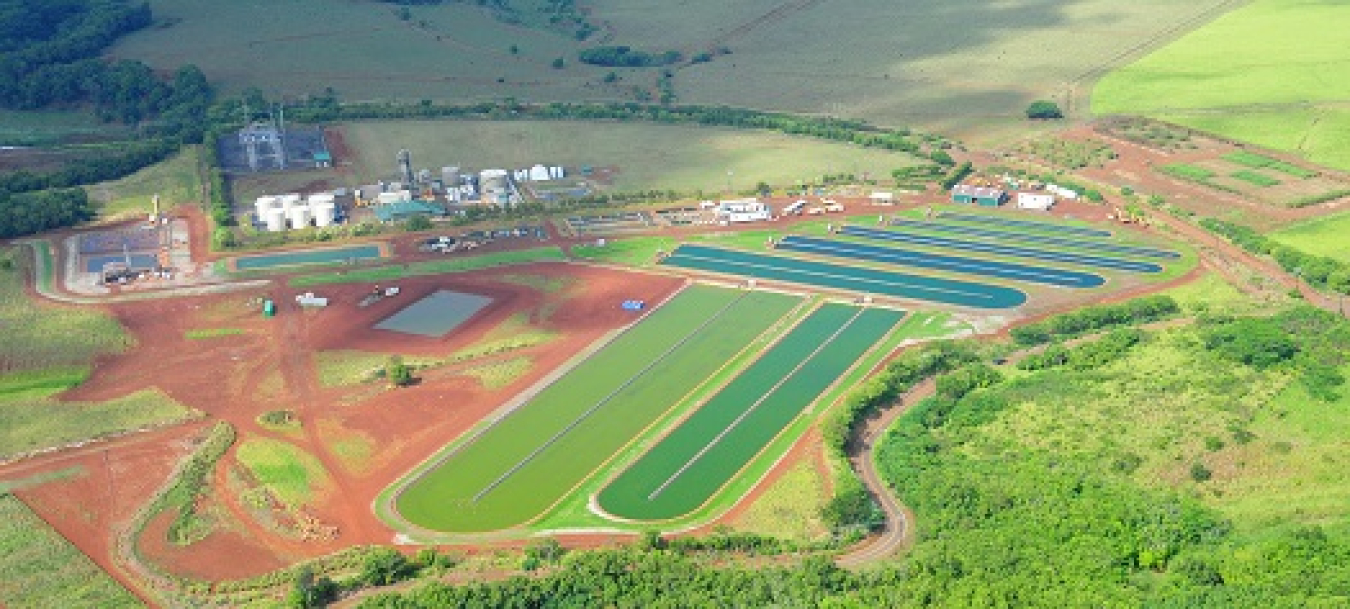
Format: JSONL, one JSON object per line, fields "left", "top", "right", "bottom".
{"left": 394, "top": 285, "right": 801, "bottom": 532}
{"left": 85, "top": 146, "right": 202, "bottom": 220}
{"left": 340, "top": 120, "right": 924, "bottom": 192}
{"left": 0, "top": 494, "right": 142, "bottom": 608}
{"left": 109, "top": 0, "right": 1225, "bottom": 134}
{"left": 288, "top": 247, "right": 565, "bottom": 287}
{"left": 183, "top": 328, "right": 245, "bottom": 340}
{"left": 1269, "top": 211, "right": 1350, "bottom": 263}
{"left": 597, "top": 304, "right": 903, "bottom": 521}
{"left": 730, "top": 458, "right": 830, "bottom": 542}
{"left": 1094, "top": 0, "right": 1350, "bottom": 170}
{"left": 0, "top": 108, "right": 133, "bottom": 147}
{"left": 235, "top": 438, "right": 332, "bottom": 508}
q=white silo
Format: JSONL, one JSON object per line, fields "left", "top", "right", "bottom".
{"left": 280, "top": 193, "right": 302, "bottom": 214}
{"left": 313, "top": 201, "right": 337, "bottom": 227}
{"left": 308, "top": 193, "right": 337, "bottom": 227}
{"left": 264, "top": 207, "right": 287, "bottom": 232}
{"left": 288, "top": 205, "right": 312, "bottom": 229}
{"left": 254, "top": 196, "right": 277, "bottom": 217}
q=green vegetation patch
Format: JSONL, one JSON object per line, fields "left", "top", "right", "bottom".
{"left": 1271, "top": 210, "right": 1350, "bottom": 263}
{"left": 0, "top": 248, "right": 131, "bottom": 374}
{"left": 0, "top": 370, "right": 195, "bottom": 460}
{"left": 395, "top": 286, "right": 801, "bottom": 532}
{"left": 598, "top": 305, "right": 903, "bottom": 521}
{"left": 1095, "top": 1, "right": 1350, "bottom": 171}
{"left": 1158, "top": 163, "right": 1215, "bottom": 182}
{"left": 461, "top": 357, "right": 532, "bottom": 390}
{"left": 86, "top": 145, "right": 203, "bottom": 219}
{"left": 730, "top": 459, "right": 829, "bottom": 542}
{"left": 289, "top": 246, "right": 565, "bottom": 287}
{"left": 235, "top": 438, "right": 332, "bottom": 508}
{"left": 314, "top": 350, "right": 439, "bottom": 388}
{"left": 0, "top": 494, "right": 143, "bottom": 608}
{"left": 1230, "top": 170, "right": 1281, "bottom": 187}
{"left": 1223, "top": 151, "right": 1318, "bottom": 178}
{"left": 184, "top": 328, "right": 245, "bottom": 340}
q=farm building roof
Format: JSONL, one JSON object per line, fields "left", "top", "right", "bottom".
{"left": 952, "top": 185, "right": 1006, "bottom": 198}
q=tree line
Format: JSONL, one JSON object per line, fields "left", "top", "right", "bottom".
{"left": 1010, "top": 294, "right": 1179, "bottom": 346}
{"left": 285, "top": 99, "right": 953, "bottom": 165}
{"left": 1201, "top": 217, "right": 1350, "bottom": 295}
{"left": 578, "top": 46, "right": 682, "bottom": 68}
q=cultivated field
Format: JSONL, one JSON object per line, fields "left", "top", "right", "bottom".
{"left": 1093, "top": 0, "right": 1350, "bottom": 171}
{"left": 0, "top": 494, "right": 142, "bottom": 607}
{"left": 109, "top": 0, "right": 1233, "bottom": 135}
{"left": 338, "top": 120, "right": 924, "bottom": 192}
{"left": 393, "top": 285, "right": 802, "bottom": 533}
{"left": 597, "top": 303, "right": 903, "bottom": 521}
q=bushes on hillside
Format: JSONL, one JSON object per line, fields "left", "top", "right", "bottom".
{"left": 1018, "top": 328, "right": 1146, "bottom": 371}
{"left": 1011, "top": 295, "right": 1179, "bottom": 346}
{"left": 939, "top": 162, "right": 973, "bottom": 191}
{"left": 1201, "top": 218, "right": 1350, "bottom": 294}
{"left": 578, "top": 46, "right": 681, "bottom": 68}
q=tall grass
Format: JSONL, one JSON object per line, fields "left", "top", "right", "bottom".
{"left": 0, "top": 494, "right": 142, "bottom": 607}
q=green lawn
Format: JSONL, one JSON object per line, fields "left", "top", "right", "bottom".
{"left": 393, "top": 285, "right": 801, "bottom": 532}
{"left": 288, "top": 246, "right": 566, "bottom": 287}
{"left": 597, "top": 304, "right": 903, "bottom": 521}
{"left": 1094, "top": 0, "right": 1350, "bottom": 171}
{"left": 235, "top": 438, "right": 332, "bottom": 508}
{"left": 1269, "top": 211, "right": 1350, "bottom": 263}
{"left": 341, "top": 120, "right": 925, "bottom": 192}
{"left": 0, "top": 494, "right": 143, "bottom": 608}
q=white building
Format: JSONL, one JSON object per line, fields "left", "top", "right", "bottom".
{"left": 716, "top": 198, "right": 771, "bottom": 223}
{"left": 869, "top": 192, "right": 895, "bottom": 205}
{"left": 1017, "top": 192, "right": 1056, "bottom": 210}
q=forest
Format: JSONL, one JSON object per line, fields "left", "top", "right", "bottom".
{"left": 0, "top": 0, "right": 213, "bottom": 235}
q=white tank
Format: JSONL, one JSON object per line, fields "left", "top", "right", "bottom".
{"left": 376, "top": 192, "right": 404, "bottom": 205}
{"left": 529, "top": 164, "right": 550, "bottom": 181}
{"left": 254, "top": 196, "right": 277, "bottom": 217}
{"left": 264, "top": 207, "right": 287, "bottom": 232}
{"left": 312, "top": 201, "right": 337, "bottom": 227}
{"left": 280, "top": 193, "right": 302, "bottom": 214}
{"left": 288, "top": 205, "right": 311, "bottom": 229}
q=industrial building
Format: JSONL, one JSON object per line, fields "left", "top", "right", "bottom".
{"left": 951, "top": 185, "right": 1007, "bottom": 207}
{"left": 1016, "top": 192, "right": 1056, "bottom": 210}
{"left": 715, "top": 198, "right": 772, "bottom": 223}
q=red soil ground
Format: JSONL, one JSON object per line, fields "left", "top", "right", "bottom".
{"left": 18, "top": 261, "right": 685, "bottom": 583}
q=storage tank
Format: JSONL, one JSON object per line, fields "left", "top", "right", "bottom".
{"left": 264, "top": 207, "right": 287, "bottom": 232}
{"left": 480, "top": 169, "right": 509, "bottom": 193}
{"left": 288, "top": 205, "right": 311, "bottom": 229}
{"left": 529, "top": 164, "right": 550, "bottom": 182}
{"left": 312, "top": 201, "right": 337, "bottom": 227}
{"left": 254, "top": 196, "right": 277, "bottom": 217}
{"left": 280, "top": 193, "right": 302, "bottom": 214}
{"left": 376, "top": 192, "right": 404, "bottom": 205}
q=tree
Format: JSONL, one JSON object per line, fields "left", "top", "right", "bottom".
{"left": 403, "top": 214, "right": 433, "bottom": 232}
{"left": 386, "top": 355, "right": 413, "bottom": 387}
{"left": 1026, "top": 100, "right": 1064, "bottom": 120}
{"left": 361, "top": 547, "right": 412, "bottom": 586}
